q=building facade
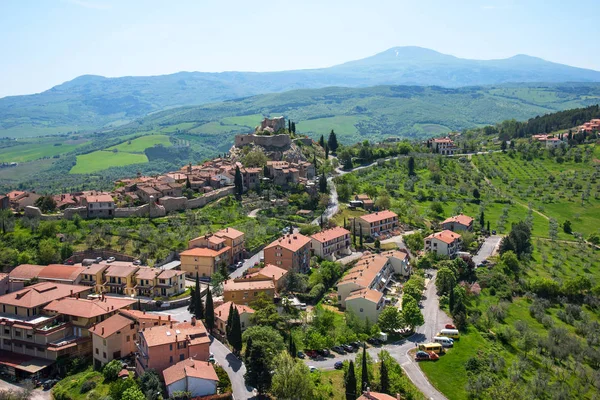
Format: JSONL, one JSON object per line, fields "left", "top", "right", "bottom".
{"left": 264, "top": 234, "right": 312, "bottom": 272}
{"left": 356, "top": 211, "right": 398, "bottom": 237}
{"left": 310, "top": 226, "right": 351, "bottom": 260}
{"left": 424, "top": 230, "right": 462, "bottom": 258}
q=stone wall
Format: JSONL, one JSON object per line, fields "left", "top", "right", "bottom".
{"left": 114, "top": 202, "right": 166, "bottom": 218}
{"left": 294, "top": 138, "right": 314, "bottom": 146}
{"left": 159, "top": 196, "right": 188, "bottom": 213}
{"left": 24, "top": 206, "right": 63, "bottom": 220}
{"left": 64, "top": 206, "right": 88, "bottom": 220}
{"left": 234, "top": 134, "right": 292, "bottom": 149}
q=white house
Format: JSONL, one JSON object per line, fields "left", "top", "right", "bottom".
{"left": 310, "top": 226, "right": 352, "bottom": 260}
{"left": 424, "top": 230, "right": 462, "bottom": 258}
{"left": 441, "top": 214, "right": 474, "bottom": 232}
{"left": 162, "top": 358, "right": 218, "bottom": 398}
{"left": 380, "top": 250, "right": 411, "bottom": 276}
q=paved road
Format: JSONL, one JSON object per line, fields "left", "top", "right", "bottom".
{"left": 311, "top": 176, "right": 339, "bottom": 225}
{"left": 0, "top": 379, "right": 50, "bottom": 400}
{"left": 472, "top": 235, "right": 502, "bottom": 265}
{"left": 381, "top": 230, "right": 417, "bottom": 256}
{"left": 247, "top": 208, "right": 261, "bottom": 218}
{"left": 229, "top": 250, "right": 263, "bottom": 279}
{"left": 303, "top": 270, "right": 450, "bottom": 400}
{"left": 150, "top": 307, "right": 256, "bottom": 400}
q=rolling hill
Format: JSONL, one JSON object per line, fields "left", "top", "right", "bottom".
{"left": 2, "top": 47, "right": 600, "bottom": 138}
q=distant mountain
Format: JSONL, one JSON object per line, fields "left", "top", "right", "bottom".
{"left": 2, "top": 46, "right": 600, "bottom": 138}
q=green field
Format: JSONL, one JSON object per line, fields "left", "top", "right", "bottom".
{"left": 70, "top": 151, "right": 148, "bottom": 174}
{"left": 414, "top": 123, "right": 451, "bottom": 135}
{"left": 189, "top": 122, "right": 245, "bottom": 134}
{"left": 0, "top": 139, "right": 87, "bottom": 162}
{"left": 297, "top": 116, "right": 363, "bottom": 136}
{"left": 106, "top": 135, "right": 171, "bottom": 153}
{"left": 53, "top": 366, "right": 111, "bottom": 400}
{"left": 221, "top": 113, "right": 265, "bottom": 127}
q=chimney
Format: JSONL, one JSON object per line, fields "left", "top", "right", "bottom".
{"left": 218, "top": 311, "right": 221, "bottom": 317}
{"left": 70, "top": 289, "right": 73, "bottom": 296}
{"left": 170, "top": 322, "right": 173, "bottom": 329}
{"left": 168, "top": 315, "right": 171, "bottom": 321}
{"left": 191, "top": 317, "right": 196, "bottom": 326}
{"left": 101, "top": 327, "right": 104, "bottom": 335}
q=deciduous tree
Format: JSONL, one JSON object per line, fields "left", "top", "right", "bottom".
{"left": 271, "top": 352, "right": 315, "bottom": 399}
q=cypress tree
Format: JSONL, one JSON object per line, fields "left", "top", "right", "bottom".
{"left": 188, "top": 286, "right": 196, "bottom": 315}
{"left": 319, "top": 135, "right": 325, "bottom": 148}
{"left": 226, "top": 303, "right": 234, "bottom": 342}
{"left": 234, "top": 166, "right": 244, "bottom": 197}
{"left": 244, "top": 336, "right": 253, "bottom": 362}
{"left": 288, "top": 119, "right": 292, "bottom": 132}
{"left": 230, "top": 307, "right": 242, "bottom": 354}
{"left": 361, "top": 344, "right": 369, "bottom": 391}
{"left": 194, "top": 273, "right": 204, "bottom": 319}
{"left": 327, "top": 130, "right": 339, "bottom": 153}
{"left": 319, "top": 172, "right": 328, "bottom": 193}
{"left": 380, "top": 359, "right": 389, "bottom": 394}
{"left": 359, "top": 225, "right": 363, "bottom": 248}
{"left": 292, "top": 122, "right": 296, "bottom": 133}
{"left": 487, "top": 221, "right": 491, "bottom": 232}
{"left": 313, "top": 154, "right": 318, "bottom": 169}
{"left": 345, "top": 360, "right": 357, "bottom": 400}
{"left": 263, "top": 165, "right": 270, "bottom": 178}
{"left": 204, "top": 286, "right": 214, "bottom": 332}
{"left": 408, "top": 156, "right": 415, "bottom": 176}
{"left": 185, "top": 177, "right": 191, "bottom": 189}
{"left": 479, "top": 211, "right": 485, "bottom": 230}
{"left": 325, "top": 144, "right": 329, "bottom": 159}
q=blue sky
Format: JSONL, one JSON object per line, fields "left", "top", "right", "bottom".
{"left": 0, "top": 0, "right": 599, "bottom": 98}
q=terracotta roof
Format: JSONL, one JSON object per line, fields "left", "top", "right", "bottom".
{"left": 359, "top": 210, "right": 398, "bottom": 224}
{"left": 442, "top": 214, "right": 473, "bottom": 227}
{"left": 135, "top": 268, "right": 160, "bottom": 280}
{"left": 214, "top": 227, "right": 245, "bottom": 240}
{"left": 8, "top": 264, "right": 45, "bottom": 281}
{"left": 90, "top": 314, "right": 134, "bottom": 338}
{"left": 44, "top": 296, "right": 135, "bottom": 318}
{"left": 311, "top": 226, "right": 351, "bottom": 243}
{"left": 0, "top": 282, "right": 89, "bottom": 308}
{"left": 358, "top": 391, "right": 397, "bottom": 400}
{"left": 207, "top": 236, "right": 226, "bottom": 246}
{"left": 6, "top": 191, "right": 25, "bottom": 200}
{"left": 105, "top": 264, "right": 139, "bottom": 278}
{"left": 380, "top": 250, "right": 408, "bottom": 260}
{"left": 346, "top": 288, "right": 383, "bottom": 304}
{"left": 0, "top": 273, "right": 7, "bottom": 281}
{"left": 180, "top": 246, "right": 230, "bottom": 258}
{"left": 264, "top": 233, "right": 311, "bottom": 252}
{"left": 157, "top": 270, "right": 185, "bottom": 280}
{"left": 141, "top": 321, "right": 209, "bottom": 347}
{"left": 85, "top": 194, "right": 113, "bottom": 203}
{"left": 119, "top": 309, "right": 177, "bottom": 323}
{"left": 425, "top": 230, "right": 462, "bottom": 245}
{"left": 246, "top": 264, "right": 288, "bottom": 282}
{"left": 338, "top": 254, "right": 388, "bottom": 289}
{"left": 79, "top": 264, "right": 109, "bottom": 275}
{"left": 39, "top": 265, "right": 86, "bottom": 282}
{"left": 214, "top": 301, "right": 254, "bottom": 322}
{"left": 223, "top": 279, "right": 275, "bottom": 292}
{"left": 163, "top": 358, "right": 218, "bottom": 386}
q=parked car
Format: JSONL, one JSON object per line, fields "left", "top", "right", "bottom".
{"left": 64, "top": 259, "right": 74, "bottom": 265}
{"left": 331, "top": 346, "right": 346, "bottom": 354}
{"left": 235, "top": 261, "right": 243, "bottom": 268}
{"left": 208, "top": 355, "right": 216, "bottom": 364}
{"left": 132, "top": 259, "right": 141, "bottom": 266}
{"left": 297, "top": 351, "right": 305, "bottom": 359}
{"left": 341, "top": 344, "right": 354, "bottom": 352}
{"left": 427, "top": 351, "right": 440, "bottom": 360}
{"left": 492, "top": 230, "right": 497, "bottom": 235}
{"left": 334, "top": 361, "right": 344, "bottom": 370}
{"left": 305, "top": 350, "right": 317, "bottom": 358}
{"left": 415, "top": 351, "right": 430, "bottom": 361}
{"left": 199, "top": 276, "right": 211, "bottom": 283}
{"left": 351, "top": 341, "right": 362, "bottom": 349}
{"left": 95, "top": 257, "right": 103, "bottom": 263}
{"left": 309, "top": 366, "right": 318, "bottom": 373}
{"left": 317, "top": 349, "right": 331, "bottom": 357}
{"left": 445, "top": 324, "right": 456, "bottom": 330}
{"left": 43, "top": 379, "right": 59, "bottom": 390}
{"left": 106, "top": 257, "right": 116, "bottom": 263}
{"left": 367, "top": 338, "right": 381, "bottom": 345}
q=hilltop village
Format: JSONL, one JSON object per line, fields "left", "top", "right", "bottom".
{"left": 0, "top": 112, "right": 598, "bottom": 400}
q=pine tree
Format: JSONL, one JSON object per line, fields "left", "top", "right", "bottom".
{"left": 319, "top": 135, "right": 325, "bottom": 148}
{"left": 361, "top": 344, "right": 369, "bottom": 391}
{"left": 345, "top": 360, "right": 357, "bottom": 400}
{"left": 327, "top": 130, "right": 339, "bottom": 153}
{"left": 244, "top": 344, "right": 271, "bottom": 394}
{"left": 244, "top": 336, "right": 253, "bottom": 363}
{"left": 230, "top": 307, "right": 242, "bottom": 354}
{"left": 205, "top": 286, "right": 214, "bottom": 332}
{"left": 380, "top": 359, "right": 389, "bottom": 394}
{"left": 234, "top": 166, "right": 244, "bottom": 197}
{"left": 319, "top": 172, "right": 328, "bottom": 193}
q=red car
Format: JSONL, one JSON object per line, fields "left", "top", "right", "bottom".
{"left": 305, "top": 350, "right": 318, "bottom": 358}
{"left": 445, "top": 324, "right": 456, "bottom": 329}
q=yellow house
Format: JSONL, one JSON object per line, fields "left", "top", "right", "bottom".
{"left": 133, "top": 267, "right": 161, "bottom": 297}
{"left": 102, "top": 263, "right": 139, "bottom": 296}
{"left": 155, "top": 270, "right": 186, "bottom": 298}
{"left": 90, "top": 313, "right": 138, "bottom": 369}
{"left": 180, "top": 247, "right": 230, "bottom": 278}
{"left": 78, "top": 263, "right": 109, "bottom": 293}
{"left": 344, "top": 288, "right": 385, "bottom": 323}
{"left": 223, "top": 279, "right": 275, "bottom": 306}
{"left": 213, "top": 228, "right": 245, "bottom": 263}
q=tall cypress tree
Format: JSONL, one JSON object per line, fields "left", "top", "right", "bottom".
{"left": 188, "top": 286, "right": 196, "bottom": 315}
{"left": 194, "top": 273, "right": 204, "bottom": 319}
{"left": 244, "top": 336, "right": 253, "bottom": 363}
{"left": 487, "top": 221, "right": 491, "bottom": 232}
{"left": 319, "top": 172, "right": 328, "bottom": 193}
{"left": 361, "top": 344, "right": 369, "bottom": 391}
{"left": 226, "top": 303, "right": 234, "bottom": 342}
{"left": 291, "top": 122, "right": 296, "bottom": 133}
{"left": 288, "top": 119, "right": 292, "bottom": 132}
{"left": 359, "top": 225, "right": 363, "bottom": 248}
{"left": 234, "top": 166, "right": 244, "bottom": 197}
{"left": 319, "top": 135, "right": 325, "bottom": 148}
{"left": 380, "top": 359, "right": 389, "bottom": 394}
{"left": 313, "top": 154, "right": 318, "bottom": 169}
{"left": 204, "top": 286, "right": 214, "bottom": 332}
{"left": 327, "top": 130, "right": 339, "bottom": 153}
{"left": 345, "top": 360, "right": 357, "bottom": 400}
{"left": 325, "top": 144, "right": 329, "bottom": 159}
{"left": 408, "top": 156, "right": 415, "bottom": 176}
{"left": 230, "top": 307, "right": 242, "bottom": 354}
{"left": 479, "top": 211, "right": 485, "bottom": 230}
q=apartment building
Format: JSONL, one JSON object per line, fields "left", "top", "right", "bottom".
{"left": 102, "top": 263, "right": 139, "bottom": 296}
{"left": 345, "top": 289, "right": 385, "bottom": 324}
{"left": 136, "top": 319, "right": 210, "bottom": 376}
{"left": 214, "top": 301, "right": 254, "bottom": 337}
{"left": 0, "top": 283, "right": 92, "bottom": 377}
{"left": 222, "top": 279, "right": 275, "bottom": 306}
{"left": 8, "top": 264, "right": 86, "bottom": 289}
{"left": 424, "top": 230, "right": 462, "bottom": 258}
{"left": 441, "top": 214, "right": 474, "bottom": 232}
{"left": 155, "top": 270, "right": 186, "bottom": 298}
{"left": 379, "top": 250, "right": 411, "bottom": 276}
{"left": 356, "top": 210, "right": 398, "bottom": 237}
{"left": 78, "top": 263, "right": 110, "bottom": 293}
{"left": 90, "top": 313, "right": 137, "bottom": 369}
{"left": 310, "top": 226, "right": 351, "bottom": 260}
{"left": 180, "top": 247, "right": 230, "bottom": 279}
{"left": 264, "top": 233, "right": 311, "bottom": 272}
{"left": 428, "top": 137, "right": 457, "bottom": 155}
{"left": 213, "top": 227, "right": 246, "bottom": 263}
{"left": 242, "top": 264, "right": 288, "bottom": 291}
{"left": 134, "top": 268, "right": 161, "bottom": 298}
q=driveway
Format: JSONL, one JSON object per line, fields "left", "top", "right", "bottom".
{"left": 229, "top": 250, "right": 263, "bottom": 279}
{"left": 472, "top": 235, "right": 502, "bottom": 265}
{"left": 150, "top": 307, "right": 256, "bottom": 399}
{"left": 381, "top": 230, "right": 418, "bottom": 256}
{"left": 303, "top": 270, "right": 450, "bottom": 400}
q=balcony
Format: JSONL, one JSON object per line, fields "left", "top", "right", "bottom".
{"left": 135, "top": 342, "right": 148, "bottom": 359}
{"left": 47, "top": 335, "right": 91, "bottom": 352}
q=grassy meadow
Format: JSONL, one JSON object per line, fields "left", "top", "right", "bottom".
{"left": 70, "top": 151, "right": 148, "bottom": 174}
{"left": 106, "top": 134, "right": 171, "bottom": 152}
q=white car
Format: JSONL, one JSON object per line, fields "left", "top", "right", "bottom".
{"left": 106, "top": 257, "right": 116, "bottom": 263}
{"left": 309, "top": 366, "right": 318, "bottom": 372}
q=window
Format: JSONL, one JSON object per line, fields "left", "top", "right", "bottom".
{"left": 126, "top": 336, "right": 130, "bottom": 342}
{"left": 103, "top": 339, "right": 106, "bottom": 345}
{"left": 25, "top": 345, "right": 33, "bottom": 350}
{"left": 169, "top": 356, "right": 173, "bottom": 363}
{"left": 15, "top": 331, "right": 21, "bottom": 337}
{"left": 360, "top": 308, "right": 364, "bottom": 312}
{"left": 3, "top": 328, "right": 8, "bottom": 335}
{"left": 95, "top": 348, "right": 99, "bottom": 355}
{"left": 103, "top": 352, "right": 106, "bottom": 358}
{"left": 179, "top": 354, "right": 184, "bottom": 361}
{"left": 133, "top": 334, "right": 137, "bottom": 340}
{"left": 169, "top": 344, "right": 173, "bottom": 350}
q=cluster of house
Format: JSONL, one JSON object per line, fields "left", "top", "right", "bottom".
{"left": 578, "top": 118, "right": 600, "bottom": 134}
{"left": 423, "top": 214, "right": 473, "bottom": 258}
{"left": 427, "top": 137, "right": 458, "bottom": 156}
{"left": 531, "top": 134, "right": 566, "bottom": 149}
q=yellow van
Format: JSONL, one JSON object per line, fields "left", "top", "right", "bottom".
{"left": 418, "top": 343, "right": 443, "bottom": 354}
{"left": 439, "top": 329, "right": 460, "bottom": 339}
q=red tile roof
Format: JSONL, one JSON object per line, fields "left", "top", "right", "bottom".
{"left": 223, "top": 279, "right": 275, "bottom": 292}
{"left": 358, "top": 391, "right": 397, "bottom": 400}
{"left": 141, "top": 321, "right": 209, "bottom": 347}
{"left": 180, "top": 246, "right": 231, "bottom": 258}
{"left": 338, "top": 255, "right": 388, "bottom": 289}
{"left": 119, "top": 309, "right": 177, "bottom": 323}
{"left": 135, "top": 267, "right": 160, "bottom": 280}
{"left": 264, "top": 233, "right": 311, "bottom": 252}
{"left": 214, "top": 227, "right": 245, "bottom": 240}
{"left": 8, "top": 264, "right": 45, "bottom": 281}
{"left": 359, "top": 210, "right": 398, "bottom": 224}
{"left": 346, "top": 288, "right": 383, "bottom": 304}
{"left": 44, "top": 296, "right": 135, "bottom": 318}
{"left": 105, "top": 264, "right": 139, "bottom": 278}
{"left": 85, "top": 194, "right": 114, "bottom": 203}
{"left": 311, "top": 226, "right": 351, "bottom": 243}
{"left": 163, "top": 358, "right": 218, "bottom": 386}
{"left": 157, "top": 270, "right": 186, "bottom": 280}
{"left": 246, "top": 264, "right": 288, "bottom": 282}
{"left": 39, "top": 265, "right": 86, "bottom": 282}
{"left": 214, "top": 301, "right": 254, "bottom": 322}
{"left": 90, "top": 314, "right": 134, "bottom": 338}
{"left": 425, "top": 230, "right": 462, "bottom": 244}
{"left": 0, "top": 282, "right": 89, "bottom": 308}
{"left": 442, "top": 214, "right": 473, "bottom": 227}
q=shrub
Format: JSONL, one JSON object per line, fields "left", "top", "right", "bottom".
{"left": 80, "top": 381, "right": 97, "bottom": 394}
{"left": 102, "top": 359, "right": 122, "bottom": 382}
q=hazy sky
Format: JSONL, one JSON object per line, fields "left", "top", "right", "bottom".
{"left": 1, "top": 0, "right": 599, "bottom": 98}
